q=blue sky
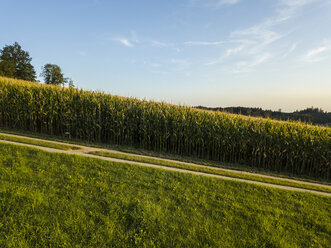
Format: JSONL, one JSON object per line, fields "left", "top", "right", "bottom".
{"left": 1, "top": 0, "right": 331, "bottom": 111}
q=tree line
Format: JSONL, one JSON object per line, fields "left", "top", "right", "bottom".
{"left": 195, "top": 106, "right": 331, "bottom": 126}
{"left": 0, "top": 42, "right": 74, "bottom": 87}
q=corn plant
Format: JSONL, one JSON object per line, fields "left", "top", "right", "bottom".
{"left": 0, "top": 76, "right": 330, "bottom": 180}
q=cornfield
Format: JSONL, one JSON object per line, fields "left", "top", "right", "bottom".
{"left": 0, "top": 76, "right": 330, "bottom": 180}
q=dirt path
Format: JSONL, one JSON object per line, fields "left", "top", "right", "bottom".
{"left": 0, "top": 133, "right": 330, "bottom": 197}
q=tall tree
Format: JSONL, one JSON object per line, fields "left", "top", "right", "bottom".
{"left": 41, "top": 64, "right": 65, "bottom": 85}
{"left": 41, "top": 64, "right": 74, "bottom": 87}
{"left": 0, "top": 42, "right": 36, "bottom": 81}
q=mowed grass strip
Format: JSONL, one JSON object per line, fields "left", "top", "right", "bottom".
{"left": 0, "top": 133, "right": 80, "bottom": 151}
{"left": 2, "top": 127, "right": 330, "bottom": 186}
{"left": 91, "top": 150, "right": 331, "bottom": 194}
{"left": 1, "top": 128, "right": 329, "bottom": 193}
{"left": 0, "top": 143, "right": 330, "bottom": 247}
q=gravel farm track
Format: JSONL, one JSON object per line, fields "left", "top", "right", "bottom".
{"left": 1, "top": 132, "right": 330, "bottom": 197}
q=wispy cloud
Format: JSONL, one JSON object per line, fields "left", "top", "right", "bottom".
{"left": 248, "top": 54, "right": 271, "bottom": 67}
{"left": 225, "top": 54, "right": 271, "bottom": 73}
{"left": 230, "top": 27, "right": 283, "bottom": 55}
{"left": 205, "top": 21, "right": 282, "bottom": 68}
{"left": 216, "top": 0, "right": 240, "bottom": 6}
{"left": 189, "top": 0, "right": 240, "bottom": 8}
{"left": 151, "top": 39, "right": 224, "bottom": 48}
{"left": 206, "top": 45, "right": 244, "bottom": 65}
{"left": 282, "top": 42, "right": 298, "bottom": 57}
{"left": 280, "top": 0, "right": 317, "bottom": 7}
{"left": 276, "top": 0, "right": 320, "bottom": 22}
{"left": 204, "top": 0, "right": 316, "bottom": 71}
{"left": 302, "top": 41, "right": 331, "bottom": 62}
{"left": 184, "top": 41, "right": 224, "bottom": 46}
{"left": 225, "top": 45, "right": 244, "bottom": 56}
{"left": 117, "top": 38, "right": 133, "bottom": 47}
{"left": 111, "top": 31, "right": 140, "bottom": 48}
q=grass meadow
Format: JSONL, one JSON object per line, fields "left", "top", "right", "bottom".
{"left": 0, "top": 142, "right": 330, "bottom": 247}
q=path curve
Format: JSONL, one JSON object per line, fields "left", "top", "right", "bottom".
{"left": 0, "top": 138, "right": 330, "bottom": 197}
{"left": 1, "top": 132, "right": 329, "bottom": 189}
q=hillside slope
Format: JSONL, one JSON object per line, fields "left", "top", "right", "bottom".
{"left": 0, "top": 142, "right": 330, "bottom": 247}
{"left": 0, "top": 76, "right": 330, "bottom": 180}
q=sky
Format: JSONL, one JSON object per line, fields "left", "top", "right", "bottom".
{"left": 1, "top": 0, "right": 331, "bottom": 112}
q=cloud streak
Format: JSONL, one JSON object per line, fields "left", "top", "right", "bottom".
{"left": 184, "top": 41, "right": 224, "bottom": 46}
{"left": 280, "top": 0, "right": 317, "bottom": 7}
{"left": 282, "top": 42, "right": 298, "bottom": 57}
{"left": 302, "top": 41, "right": 331, "bottom": 62}
{"left": 190, "top": 0, "right": 240, "bottom": 8}
{"left": 216, "top": 0, "right": 240, "bottom": 6}
{"left": 117, "top": 38, "right": 133, "bottom": 47}
{"left": 230, "top": 27, "right": 283, "bottom": 55}
{"left": 206, "top": 20, "right": 283, "bottom": 69}
{"left": 206, "top": 45, "right": 244, "bottom": 65}
{"left": 226, "top": 54, "right": 271, "bottom": 73}
{"left": 204, "top": 0, "right": 319, "bottom": 72}
{"left": 112, "top": 32, "right": 140, "bottom": 48}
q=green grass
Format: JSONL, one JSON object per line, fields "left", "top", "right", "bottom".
{"left": 1, "top": 127, "right": 330, "bottom": 186}
{"left": 1, "top": 128, "right": 329, "bottom": 193}
{"left": 0, "top": 133, "right": 80, "bottom": 151}
{"left": 0, "top": 142, "right": 330, "bottom": 247}
{"left": 113, "top": 145, "right": 331, "bottom": 185}
{"left": 91, "top": 150, "right": 331, "bottom": 194}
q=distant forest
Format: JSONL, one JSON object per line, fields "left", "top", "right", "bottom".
{"left": 195, "top": 106, "right": 331, "bottom": 126}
